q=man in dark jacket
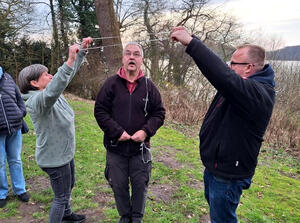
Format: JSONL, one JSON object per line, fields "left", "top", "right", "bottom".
{"left": 171, "top": 27, "right": 275, "bottom": 223}
{"left": 94, "top": 42, "right": 165, "bottom": 223}
{"left": 0, "top": 66, "right": 29, "bottom": 208}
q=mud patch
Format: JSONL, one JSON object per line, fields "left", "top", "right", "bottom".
{"left": 279, "top": 170, "right": 300, "bottom": 180}
{"left": 187, "top": 178, "right": 204, "bottom": 190}
{"left": 148, "top": 184, "right": 177, "bottom": 203}
{"left": 2, "top": 201, "right": 45, "bottom": 223}
{"left": 93, "top": 186, "right": 114, "bottom": 206}
{"left": 83, "top": 185, "right": 114, "bottom": 223}
{"left": 83, "top": 207, "right": 105, "bottom": 223}
{"left": 26, "top": 175, "right": 50, "bottom": 193}
{"left": 154, "top": 147, "right": 183, "bottom": 169}
{"left": 1, "top": 176, "right": 49, "bottom": 223}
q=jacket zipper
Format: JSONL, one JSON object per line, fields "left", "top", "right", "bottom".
{"left": 0, "top": 94, "right": 11, "bottom": 135}
{"left": 126, "top": 93, "right": 132, "bottom": 154}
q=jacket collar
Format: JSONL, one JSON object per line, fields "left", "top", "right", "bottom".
{"left": 117, "top": 67, "right": 144, "bottom": 83}
{"left": 248, "top": 64, "right": 275, "bottom": 87}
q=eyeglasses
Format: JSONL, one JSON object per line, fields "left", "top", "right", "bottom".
{"left": 230, "top": 61, "right": 254, "bottom": 66}
{"left": 124, "top": 51, "right": 142, "bottom": 58}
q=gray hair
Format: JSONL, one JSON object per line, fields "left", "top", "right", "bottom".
{"left": 123, "top": 42, "right": 144, "bottom": 58}
{"left": 18, "top": 64, "right": 48, "bottom": 94}
{"left": 236, "top": 44, "right": 265, "bottom": 71}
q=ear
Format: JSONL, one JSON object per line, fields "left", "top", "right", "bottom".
{"left": 245, "top": 64, "right": 254, "bottom": 75}
{"left": 30, "top": 80, "right": 40, "bottom": 89}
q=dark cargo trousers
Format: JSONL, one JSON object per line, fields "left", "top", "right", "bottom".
{"left": 105, "top": 150, "right": 152, "bottom": 220}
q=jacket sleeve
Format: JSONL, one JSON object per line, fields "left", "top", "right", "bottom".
{"left": 30, "top": 52, "right": 86, "bottom": 113}
{"left": 142, "top": 81, "right": 165, "bottom": 137}
{"left": 185, "top": 37, "right": 271, "bottom": 116}
{"left": 15, "top": 85, "right": 26, "bottom": 117}
{"left": 94, "top": 78, "right": 124, "bottom": 140}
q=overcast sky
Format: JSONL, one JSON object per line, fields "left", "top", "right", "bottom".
{"left": 211, "top": 0, "right": 300, "bottom": 47}
{"left": 32, "top": 0, "right": 300, "bottom": 48}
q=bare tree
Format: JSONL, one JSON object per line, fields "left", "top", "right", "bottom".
{"left": 0, "top": 0, "right": 34, "bottom": 75}
{"left": 113, "top": 0, "right": 140, "bottom": 32}
{"left": 113, "top": 0, "right": 241, "bottom": 88}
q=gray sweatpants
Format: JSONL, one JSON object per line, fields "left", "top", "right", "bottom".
{"left": 105, "top": 150, "right": 152, "bottom": 220}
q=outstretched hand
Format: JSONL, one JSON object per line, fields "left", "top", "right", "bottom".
{"left": 81, "top": 37, "right": 93, "bottom": 49}
{"left": 66, "top": 37, "right": 93, "bottom": 67}
{"left": 66, "top": 44, "right": 80, "bottom": 67}
{"left": 171, "top": 26, "right": 193, "bottom": 46}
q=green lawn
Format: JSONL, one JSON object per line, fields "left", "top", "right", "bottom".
{"left": 0, "top": 97, "right": 299, "bottom": 223}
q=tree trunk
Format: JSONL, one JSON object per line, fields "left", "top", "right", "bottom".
{"left": 57, "top": 0, "right": 69, "bottom": 59}
{"left": 49, "top": 0, "right": 61, "bottom": 73}
{"left": 94, "top": 0, "right": 122, "bottom": 76}
{"left": 143, "top": 0, "right": 160, "bottom": 83}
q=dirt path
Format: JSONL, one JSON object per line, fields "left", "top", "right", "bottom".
{"left": 2, "top": 146, "right": 208, "bottom": 223}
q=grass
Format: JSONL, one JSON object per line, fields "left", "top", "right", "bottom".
{"left": 0, "top": 96, "right": 299, "bottom": 222}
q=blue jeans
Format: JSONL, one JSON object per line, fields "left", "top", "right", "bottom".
{"left": 0, "top": 129, "right": 26, "bottom": 199}
{"left": 204, "top": 168, "right": 252, "bottom": 223}
{"left": 42, "top": 159, "right": 75, "bottom": 223}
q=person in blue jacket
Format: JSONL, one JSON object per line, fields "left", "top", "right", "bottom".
{"left": 171, "top": 27, "right": 275, "bottom": 223}
{"left": 0, "top": 66, "right": 29, "bottom": 208}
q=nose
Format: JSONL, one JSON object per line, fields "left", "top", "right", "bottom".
{"left": 129, "top": 53, "right": 135, "bottom": 59}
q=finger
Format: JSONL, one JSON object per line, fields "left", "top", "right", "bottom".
{"left": 75, "top": 45, "right": 80, "bottom": 53}
{"left": 170, "top": 33, "right": 178, "bottom": 42}
{"left": 171, "top": 37, "right": 177, "bottom": 41}
{"left": 172, "top": 26, "right": 184, "bottom": 33}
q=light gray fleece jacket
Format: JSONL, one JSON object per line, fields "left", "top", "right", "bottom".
{"left": 22, "top": 52, "right": 86, "bottom": 168}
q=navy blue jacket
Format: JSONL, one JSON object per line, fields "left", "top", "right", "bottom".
{"left": 186, "top": 38, "right": 275, "bottom": 179}
{"left": 94, "top": 75, "right": 165, "bottom": 156}
{"left": 0, "top": 73, "right": 26, "bottom": 135}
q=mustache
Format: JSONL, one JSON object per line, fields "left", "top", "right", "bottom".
{"left": 128, "top": 60, "right": 136, "bottom": 65}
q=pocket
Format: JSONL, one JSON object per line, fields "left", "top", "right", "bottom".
{"left": 21, "top": 120, "right": 29, "bottom": 134}
{"left": 213, "top": 175, "right": 231, "bottom": 184}
{"left": 104, "top": 164, "right": 113, "bottom": 187}
{"left": 110, "top": 139, "right": 119, "bottom": 147}
{"left": 226, "top": 183, "right": 243, "bottom": 205}
{"left": 141, "top": 159, "right": 152, "bottom": 187}
{"left": 36, "top": 134, "right": 47, "bottom": 149}
{"left": 141, "top": 142, "right": 152, "bottom": 164}
{"left": 104, "top": 165, "right": 109, "bottom": 181}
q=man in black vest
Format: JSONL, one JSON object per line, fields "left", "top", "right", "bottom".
{"left": 171, "top": 27, "right": 275, "bottom": 223}
{"left": 94, "top": 42, "right": 165, "bottom": 223}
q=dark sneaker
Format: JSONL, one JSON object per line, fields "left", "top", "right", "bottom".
{"left": 17, "top": 192, "right": 29, "bottom": 202}
{"left": 62, "top": 213, "right": 86, "bottom": 222}
{"left": 0, "top": 199, "right": 7, "bottom": 208}
{"left": 118, "top": 216, "right": 131, "bottom": 223}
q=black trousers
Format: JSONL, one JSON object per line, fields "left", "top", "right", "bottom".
{"left": 105, "top": 150, "right": 152, "bottom": 219}
{"left": 42, "top": 159, "right": 75, "bottom": 223}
